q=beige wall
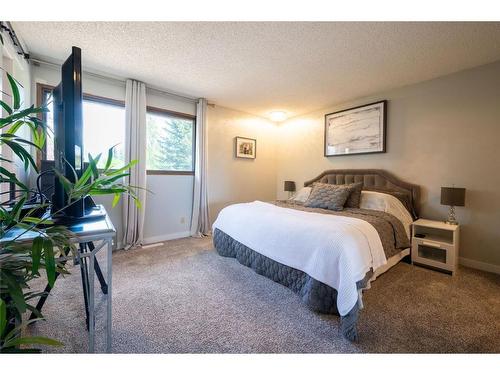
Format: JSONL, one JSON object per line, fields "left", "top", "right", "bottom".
{"left": 207, "top": 105, "right": 278, "bottom": 223}
{"left": 275, "top": 61, "right": 500, "bottom": 267}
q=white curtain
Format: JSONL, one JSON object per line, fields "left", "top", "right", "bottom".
{"left": 123, "top": 79, "right": 147, "bottom": 249}
{"left": 190, "top": 98, "right": 210, "bottom": 237}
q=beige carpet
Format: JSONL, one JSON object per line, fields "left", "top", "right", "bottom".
{"left": 28, "top": 236, "right": 500, "bottom": 353}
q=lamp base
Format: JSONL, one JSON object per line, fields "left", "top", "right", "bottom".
{"left": 445, "top": 206, "right": 458, "bottom": 225}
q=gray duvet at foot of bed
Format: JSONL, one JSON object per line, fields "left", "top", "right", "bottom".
{"left": 213, "top": 228, "right": 370, "bottom": 342}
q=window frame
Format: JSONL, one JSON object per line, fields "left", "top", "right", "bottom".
{"left": 36, "top": 83, "right": 56, "bottom": 167}
{"left": 35, "top": 83, "right": 196, "bottom": 176}
{"left": 36, "top": 83, "right": 126, "bottom": 168}
{"left": 145, "top": 105, "right": 196, "bottom": 176}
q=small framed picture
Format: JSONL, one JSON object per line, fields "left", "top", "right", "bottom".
{"left": 235, "top": 136, "right": 256, "bottom": 159}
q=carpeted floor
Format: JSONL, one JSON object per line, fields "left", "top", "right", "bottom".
{"left": 27, "top": 236, "right": 500, "bottom": 353}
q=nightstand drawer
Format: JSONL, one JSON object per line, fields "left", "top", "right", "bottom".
{"left": 412, "top": 238, "right": 455, "bottom": 271}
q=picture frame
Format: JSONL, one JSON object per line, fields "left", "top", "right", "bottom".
{"left": 324, "top": 100, "right": 387, "bottom": 157}
{"left": 235, "top": 136, "right": 257, "bottom": 159}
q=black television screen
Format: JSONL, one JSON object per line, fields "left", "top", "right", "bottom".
{"left": 52, "top": 46, "right": 84, "bottom": 219}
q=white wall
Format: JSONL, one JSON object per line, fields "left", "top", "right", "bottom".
{"left": 32, "top": 63, "right": 196, "bottom": 247}
{"left": 207, "top": 105, "right": 278, "bottom": 223}
{"left": 275, "top": 61, "right": 500, "bottom": 269}
{"left": 1, "top": 36, "right": 32, "bottom": 189}
{"left": 143, "top": 175, "right": 193, "bottom": 242}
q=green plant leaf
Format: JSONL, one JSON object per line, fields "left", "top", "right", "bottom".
{"left": 3, "top": 336, "right": 63, "bottom": 349}
{"left": 112, "top": 193, "right": 121, "bottom": 208}
{"left": 2, "top": 318, "right": 43, "bottom": 343}
{"left": 5, "top": 120, "right": 24, "bottom": 135}
{"left": 53, "top": 169, "right": 73, "bottom": 194}
{"left": 43, "top": 239, "right": 56, "bottom": 287}
{"left": 6, "top": 73, "right": 21, "bottom": 111}
{"left": 23, "top": 216, "right": 54, "bottom": 225}
{"left": 31, "top": 237, "right": 44, "bottom": 276}
{"left": 1, "top": 139, "right": 38, "bottom": 171}
{"left": 74, "top": 163, "right": 94, "bottom": 189}
{"left": 13, "top": 197, "right": 27, "bottom": 223}
{"left": 0, "top": 105, "right": 45, "bottom": 128}
{"left": 88, "top": 153, "right": 101, "bottom": 179}
{"left": 104, "top": 159, "right": 137, "bottom": 177}
{"left": 0, "top": 99, "right": 12, "bottom": 115}
{"left": 102, "top": 172, "right": 130, "bottom": 184}
{"left": 104, "top": 144, "right": 118, "bottom": 171}
{"left": 0, "top": 298, "right": 6, "bottom": 338}
{"left": 34, "top": 127, "right": 46, "bottom": 149}
{"left": 24, "top": 291, "right": 48, "bottom": 303}
{"left": 88, "top": 188, "right": 127, "bottom": 195}
{"left": 8, "top": 135, "right": 40, "bottom": 149}
{"left": 0, "top": 271, "right": 27, "bottom": 314}
{"left": 132, "top": 194, "right": 142, "bottom": 209}
{"left": 0, "top": 166, "right": 28, "bottom": 191}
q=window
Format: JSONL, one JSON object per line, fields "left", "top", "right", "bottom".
{"left": 38, "top": 84, "right": 125, "bottom": 169}
{"left": 37, "top": 84, "right": 195, "bottom": 174}
{"left": 146, "top": 108, "right": 195, "bottom": 174}
{"left": 82, "top": 99, "right": 125, "bottom": 169}
{"left": 41, "top": 90, "right": 55, "bottom": 161}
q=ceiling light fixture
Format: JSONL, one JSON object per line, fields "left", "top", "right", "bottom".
{"left": 269, "top": 111, "right": 287, "bottom": 123}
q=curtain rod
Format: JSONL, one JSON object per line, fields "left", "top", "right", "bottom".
{"left": 30, "top": 57, "right": 199, "bottom": 104}
{"left": 0, "top": 21, "right": 30, "bottom": 60}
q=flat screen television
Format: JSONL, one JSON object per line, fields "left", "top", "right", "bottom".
{"left": 51, "top": 46, "right": 85, "bottom": 219}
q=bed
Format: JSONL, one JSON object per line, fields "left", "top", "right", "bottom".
{"left": 212, "top": 169, "right": 419, "bottom": 341}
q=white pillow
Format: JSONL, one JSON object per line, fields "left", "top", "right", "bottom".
{"left": 290, "top": 186, "right": 312, "bottom": 203}
{"left": 359, "top": 190, "right": 414, "bottom": 239}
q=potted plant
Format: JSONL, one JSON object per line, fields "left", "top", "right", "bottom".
{"left": 0, "top": 70, "right": 139, "bottom": 352}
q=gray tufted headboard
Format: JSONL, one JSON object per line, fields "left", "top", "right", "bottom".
{"left": 304, "top": 169, "right": 420, "bottom": 216}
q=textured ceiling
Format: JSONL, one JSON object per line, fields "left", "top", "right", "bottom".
{"left": 13, "top": 22, "right": 500, "bottom": 119}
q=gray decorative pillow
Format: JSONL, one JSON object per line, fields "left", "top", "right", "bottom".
{"left": 304, "top": 183, "right": 351, "bottom": 211}
{"left": 344, "top": 182, "right": 363, "bottom": 208}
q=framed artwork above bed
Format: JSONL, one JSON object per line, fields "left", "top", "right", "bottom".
{"left": 324, "top": 100, "right": 387, "bottom": 157}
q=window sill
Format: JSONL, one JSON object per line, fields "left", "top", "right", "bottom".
{"left": 146, "top": 170, "right": 194, "bottom": 176}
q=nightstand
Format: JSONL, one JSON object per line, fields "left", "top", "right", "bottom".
{"left": 411, "top": 219, "right": 460, "bottom": 275}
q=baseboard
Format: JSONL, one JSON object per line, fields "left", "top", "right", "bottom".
{"left": 143, "top": 231, "right": 191, "bottom": 245}
{"left": 459, "top": 257, "right": 500, "bottom": 275}
{"left": 112, "top": 232, "right": 191, "bottom": 250}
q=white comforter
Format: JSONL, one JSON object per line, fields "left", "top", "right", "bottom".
{"left": 212, "top": 201, "right": 387, "bottom": 316}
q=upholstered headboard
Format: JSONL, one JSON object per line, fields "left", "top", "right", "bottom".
{"left": 304, "top": 169, "right": 420, "bottom": 216}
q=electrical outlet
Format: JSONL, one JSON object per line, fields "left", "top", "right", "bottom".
{"left": 180, "top": 217, "right": 185, "bottom": 224}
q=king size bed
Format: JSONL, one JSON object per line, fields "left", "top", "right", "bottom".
{"left": 212, "top": 169, "right": 419, "bottom": 341}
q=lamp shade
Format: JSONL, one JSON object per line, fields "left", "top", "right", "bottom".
{"left": 284, "top": 181, "right": 296, "bottom": 192}
{"left": 440, "top": 187, "right": 466, "bottom": 207}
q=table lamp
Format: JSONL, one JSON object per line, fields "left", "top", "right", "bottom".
{"left": 440, "top": 187, "right": 466, "bottom": 225}
{"left": 284, "top": 181, "right": 296, "bottom": 199}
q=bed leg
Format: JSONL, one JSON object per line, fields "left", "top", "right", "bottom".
{"left": 402, "top": 254, "right": 412, "bottom": 264}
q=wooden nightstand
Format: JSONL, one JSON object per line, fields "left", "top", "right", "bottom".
{"left": 411, "top": 219, "right": 460, "bottom": 275}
